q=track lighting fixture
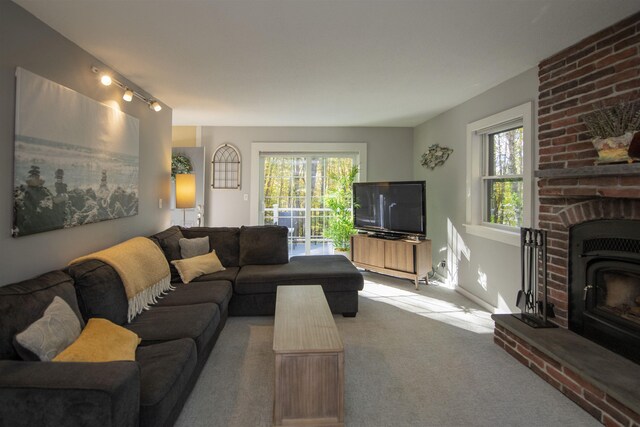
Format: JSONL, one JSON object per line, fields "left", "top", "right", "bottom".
{"left": 91, "top": 66, "right": 161, "bottom": 112}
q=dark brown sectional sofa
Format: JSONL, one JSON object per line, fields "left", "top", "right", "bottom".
{"left": 0, "top": 225, "right": 363, "bottom": 427}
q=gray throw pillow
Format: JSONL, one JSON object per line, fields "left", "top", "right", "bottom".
{"left": 179, "top": 236, "right": 210, "bottom": 259}
{"left": 14, "top": 296, "right": 82, "bottom": 361}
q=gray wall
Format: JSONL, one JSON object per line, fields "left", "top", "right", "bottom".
{"left": 201, "top": 127, "right": 414, "bottom": 226}
{"left": 413, "top": 67, "right": 538, "bottom": 312}
{"left": 0, "top": 1, "right": 172, "bottom": 285}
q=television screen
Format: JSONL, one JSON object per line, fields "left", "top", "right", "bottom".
{"left": 353, "top": 181, "right": 426, "bottom": 236}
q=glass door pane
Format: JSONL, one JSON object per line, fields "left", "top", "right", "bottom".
{"left": 262, "top": 156, "right": 306, "bottom": 256}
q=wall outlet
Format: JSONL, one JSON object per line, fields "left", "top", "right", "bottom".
{"left": 439, "top": 260, "right": 446, "bottom": 269}
{"left": 243, "top": 194, "right": 249, "bottom": 201}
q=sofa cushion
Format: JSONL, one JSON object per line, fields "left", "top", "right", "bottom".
{"left": 66, "top": 259, "right": 129, "bottom": 325}
{"left": 15, "top": 296, "right": 82, "bottom": 361}
{"left": 54, "top": 318, "right": 140, "bottom": 363}
{"left": 0, "top": 270, "right": 82, "bottom": 361}
{"left": 171, "top": 250, "right": 225, "bottom": 284}
{"left": 181, "top": 227, "right": 240, "bottom": 267}
{"left": 191, "top": 266, "right": 240, "bottom": 283}
{"left": 149, "top": 226, "right": 184, "bottom": 282}
{"left": 238, "top": 225, "right": 289, "bottom": 266}
{"left": 136, "top": 338, "right": 197, "bottom": 427}
{"left": 179, "top": 237, "right": 209, "bottom": 259}
{"left": 154, "top": 281, "right": 232, "bottom": 315}
{"left": 125, "top": 303, "right": 219, "bottom": 355}
{"left": 234, "top": 255, "right": 364, "bottom": 295}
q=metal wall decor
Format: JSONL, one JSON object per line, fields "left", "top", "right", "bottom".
{"left": 420, "top": 144, "right": 453, "bottom": 170}
{"left": 211, "top": 143, "right": 241, "bottom": 189}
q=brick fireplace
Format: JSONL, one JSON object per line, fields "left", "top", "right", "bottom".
{"left": 493, "top": 11, "right": 640, "bottom": 427}
{"left": 536, "top": 11, "right": 640, "bottom": 331}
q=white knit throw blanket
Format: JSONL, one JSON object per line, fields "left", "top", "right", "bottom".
{"left": 70, "top": 237, "right": 173, "bottom": 322}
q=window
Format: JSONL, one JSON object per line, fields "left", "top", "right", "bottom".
{"left": 465, "top": 102, "right": 532, "bottom": 246}
{"left": 483, "top": 126, "right": 523, "bottom": 228}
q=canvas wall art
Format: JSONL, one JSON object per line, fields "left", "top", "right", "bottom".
{"left": 13, "top": 67, "right": 140, "bottom": 237}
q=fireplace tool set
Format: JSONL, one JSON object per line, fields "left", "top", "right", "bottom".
{"left": 513, "top": 227, "right": 557, "bottom": 328}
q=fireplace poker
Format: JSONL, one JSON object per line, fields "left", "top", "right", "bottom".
{"left": 517, "top": 228, "right": 527, "bottom": 311}
{"left": 531, "top": 229, "right": 544, "bottom": 315}
{"left": 526, "top": 229, "right": 536, "bottom": 313}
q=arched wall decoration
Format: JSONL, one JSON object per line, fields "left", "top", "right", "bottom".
{"left": 420, "top": 144, "right": 453, "bottom": 170}
{"left": 211, "top": 143, "right": 241, "bottom": 189}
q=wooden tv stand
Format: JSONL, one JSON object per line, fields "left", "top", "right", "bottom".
{"left": 350, "top": 234, "right": 432, "bottom": 289}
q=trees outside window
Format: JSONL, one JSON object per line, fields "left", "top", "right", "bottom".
{"left": 261, "top": 155, "right": 356, "bottom": 255}
{"left": 484, "top": 127, "right": 523, "bottom": 227}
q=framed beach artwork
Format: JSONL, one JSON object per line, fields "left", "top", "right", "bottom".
{"left": 12, "top": 67, "right": 140, "bottom": 237}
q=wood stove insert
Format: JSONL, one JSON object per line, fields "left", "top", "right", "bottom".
{"left": 569, "top": 219, "right": 640, "bottom": 364}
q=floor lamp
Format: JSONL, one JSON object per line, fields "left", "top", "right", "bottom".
{"left": 175, "top": 174, "right": 196, "bottom": 227}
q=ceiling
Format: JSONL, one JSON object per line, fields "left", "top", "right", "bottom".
{"left": 13, "top": 0, "right": 640, "bottom": 127}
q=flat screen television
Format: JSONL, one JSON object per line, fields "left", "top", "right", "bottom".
{"left": 352, "top": 181, "right": 426, "bottom": 238}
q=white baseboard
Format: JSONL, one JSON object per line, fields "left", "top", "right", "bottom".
{"left": 455, "top": 286, "right": 499, "bottom": 313}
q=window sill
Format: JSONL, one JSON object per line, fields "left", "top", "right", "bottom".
{"left": 463, "top": 224, "right": 520, "bottom": 247}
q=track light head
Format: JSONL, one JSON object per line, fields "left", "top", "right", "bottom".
{"left": 123, "top": 89, "right": 133, "bottom": 102}
{"left": 149, "top": 101, "right": 162, "bottom": 112}
{"left": 100, "top": 74, "right": 112, "bottom": 86}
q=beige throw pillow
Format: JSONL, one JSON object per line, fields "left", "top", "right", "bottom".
{"left": 179, "top": 236, "right": 209, "bottom": 259}
{"left": 171, "top": 250, "right": 225, "bottom": 284}
{"left": 15, "top": 296, "right": 82, "bottom": 361}
{"left": 53, "top": 318, "right": 140, "bottom": 363}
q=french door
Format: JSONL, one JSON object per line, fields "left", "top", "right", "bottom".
{"left": 259, "top": 153, "right": 356, "bottom": 256}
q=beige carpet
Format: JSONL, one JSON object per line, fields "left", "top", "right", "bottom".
{"left": 175, "top": 272, "right": 599, "bottom": 426}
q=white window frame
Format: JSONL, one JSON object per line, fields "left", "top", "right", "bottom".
{"left": 464, "top": 102, "right": 533, "bottom": 247}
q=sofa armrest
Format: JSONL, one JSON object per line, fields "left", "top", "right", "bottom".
{"left": 0, "top": 360, "right": 140, "bottom": 427}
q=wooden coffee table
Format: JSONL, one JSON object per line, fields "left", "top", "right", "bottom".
{"left": 273, "top": 285, "right": 344, "bottom": 427}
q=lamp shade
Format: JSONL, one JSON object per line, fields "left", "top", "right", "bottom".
{"left": 175, "top": 174, "right": 196, "bottom": 209}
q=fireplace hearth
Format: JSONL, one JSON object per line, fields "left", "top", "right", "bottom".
{"left": 569, "top": 219, "right": 640, "bottom": 364}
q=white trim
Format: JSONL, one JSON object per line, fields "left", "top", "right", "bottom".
{"left": 455, "top": 285, "right": 512, "bottom": 314}
{"left": 455, "top": 286, "right": 497, "bottom": 313}
{"left": 250, "top": 142, "right": 367, "bottom": 225}
{"left": 465, "top": 102, "right": 533, "bottom": 245}
{"left": 463, "top": 224, "right": 520, "bottom": 247}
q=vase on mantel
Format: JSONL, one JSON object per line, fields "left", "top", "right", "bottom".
{"left": 591, "top": 132, "right": 635, "bottom": 164}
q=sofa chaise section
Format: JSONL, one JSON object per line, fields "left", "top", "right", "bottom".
{"left": 231, "top": 255, "right": 363, "bottom": 316}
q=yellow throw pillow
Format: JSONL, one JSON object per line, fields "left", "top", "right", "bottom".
{"left": 53, "top": 318, "right": 140, "bottom": 362}
{"left": 171, "top": 250, "right": 226, "bottom": 284}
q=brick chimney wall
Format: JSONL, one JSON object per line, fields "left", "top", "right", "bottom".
{"left": 536, "top": 12, "right": 640, "bottom": 328}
